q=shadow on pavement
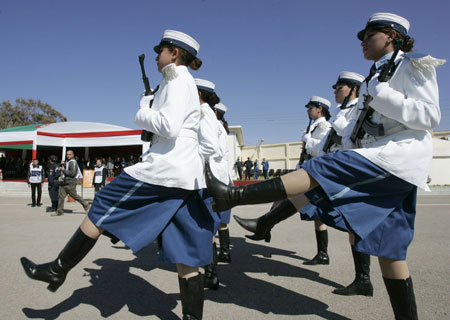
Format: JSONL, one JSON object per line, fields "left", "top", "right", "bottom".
{"left": 22, "top": 244, "right": 179, "bottom": 320}
{"left": 205, "top": 237, "right": 350, "bottom": 320}
{"left": 22, "top": 237, "right": 349, "bottom": 320}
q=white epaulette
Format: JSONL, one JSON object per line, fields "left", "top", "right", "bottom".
{"left": 403, "top": 53, "right": 446, "bottom": 81}
{"left": 317, "top": 121, "right": 330, "bottom": 130}
{"left": 162, "top": 63, "right": 178, "bottom": 81}
{"left": 200, "top": 104, "right": 208, "bottom": 118}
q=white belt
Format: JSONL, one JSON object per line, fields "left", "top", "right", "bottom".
{"left": 178, "top": 128, "right": 198, "bottom": 140}
{"left": 151, "top": 128, "right": 198, "bottom": 145}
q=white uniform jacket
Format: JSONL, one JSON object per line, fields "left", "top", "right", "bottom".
{"left": 198, "top": 103, "right": 220, "bottom": 160}
{"left": 303, "top": 116, "right": 332, "bottom": 157}
{"left": 126, "top": 64, "right": 204, "bottom": 190}
{"left": 318, "top": 98, "right": 359, "bottom": 156}
{"left": 210, "top": 124, "right": 232, "bottom": 185}
{"left": 348, "top": 51, "right": 444, "bottom": 191}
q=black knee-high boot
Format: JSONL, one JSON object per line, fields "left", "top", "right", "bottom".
{"left": 205, "top": 161, "right": 287, "bottom": 212}
{"left": 102, "top": 230, "right": 120, "bottom": 244}
{"left": 304, "top": 230, "right": 329, "bottom": 265}
{"left": 218, "top": 229, "right": 231, "bottom": 263}
{"left": 383, "top": 276, "right": 418, "bottom": 320}
{"left": 333, "top": 246, "right": 373, "bottom": 296}
{"left": 204, "top": 242, "right": 219, "bottom": 290}
{"left": 179, "top": 274, "right": 204, "bottom": 320}
{"left": 234, "top": 199, "right": 298, "bottom": 242}
{"left": 20, "top": 227, "right": 97, "bottom": 292}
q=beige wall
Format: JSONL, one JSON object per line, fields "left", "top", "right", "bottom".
{"left": 230, "top": 137, "right": 450, "bottom": 186}
{"left": 228, "top": 127, "right": 450, "bottom": 185}
{"left": 238, "top": 141, "right": 305, "bottom": 171}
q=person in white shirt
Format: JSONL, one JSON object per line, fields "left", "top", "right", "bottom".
{"left": 205, "top": 13, "right": 444, "bottom": 319}
{"left": 301, "top": 97, "right": 332, "bottom": 265}
{"left": 27, "top": 159, "right": 44, "bottom": 207}
{"left": 91, "top": 159, "right": 107, "bottom": 193}
{"left": 195, "top": 78, "right": 222, "bottom": 290}
{"left": 211, "top": 103, "right": 233, "bottom": 266}
{"left": 236, "top": 96, "right": 332, "bottom": 262}
{"left": 21, "top": 30, "right": 211, "bottom": 320}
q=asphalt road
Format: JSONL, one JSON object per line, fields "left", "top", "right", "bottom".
{"left": 1, "top": 193, "right": 449, "bottom": 319}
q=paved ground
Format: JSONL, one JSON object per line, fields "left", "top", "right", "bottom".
{"left": 1, "top": 192, "right": 449, "bottom": 319}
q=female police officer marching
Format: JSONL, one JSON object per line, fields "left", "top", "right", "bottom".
{"left": 20, "top": 30, "right": 214, "bottom": 320}
{"left": 234, "top": 96, "right": 332, "bottom": 264}
{"left": 205, "top": 12, "right": 444, "bottom": 319}
{"left": 236, "top": 72, "right": 375, "bottom": 297}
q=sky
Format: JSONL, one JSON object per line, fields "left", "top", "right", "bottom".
{"left": 1, "top": 0, "right": 449, "bottom": 146}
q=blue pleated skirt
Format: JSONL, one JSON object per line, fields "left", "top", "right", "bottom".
{"left": 88, "top": 172, "right": 216, "bottom": 267}
{"left": 300, "top": 150, "right": 417, "bottom": 260}
{"left": 200, "top": 189, "right": 226, "bottom": 234}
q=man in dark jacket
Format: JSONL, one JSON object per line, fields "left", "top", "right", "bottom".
{"left": 47, "top": 155, "right": 61, "bottom": 211}
{"left": 244, "top": 157, "right": 253, "bottom": 180}
{"left": 53, "top": 150, "right": 90, "bottom": 216}
{"left": 234, "top": 157, "right": 243, "bottom": 180}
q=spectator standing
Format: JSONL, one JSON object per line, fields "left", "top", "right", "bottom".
{"left": 53, "top": 150, "right": 90, "bottom": 216}
{"left": 234, "top": 157, "right": 243, "bottom": 180}
{"left": 92, "top": 159, "right": 107, "bottom": 193}
{"left": 244, "top": 157, "right": 253, "bottom": 180}
{"left": 262, "top": 158, "right": 269, "bottom": 179}
{"left": 47, "top": 155, "right": 61, "bottom": 211}
{"left": 127, "top": 155, "right": 137, "bottom": 166}
{"left": 253, "top": 159, "right": 260, "bottom": 180}
{"left": 106, "top": 157, "right": 114, "bottom": 177}
{"left": 27, "top": 159, "right": 44, "bottom": 207}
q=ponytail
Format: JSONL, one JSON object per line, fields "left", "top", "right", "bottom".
{"left": 199, "top": 90, "right": 220, "bottom": 107}
{"left": 221, "top": 118, "right": 230, "bottom": 134}
{"left": 189, "top": 58, "right": 202, "bottom": 70}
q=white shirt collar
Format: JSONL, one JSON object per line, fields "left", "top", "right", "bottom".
{"left": 375, "top": 50, "right": 404, "bottom": 70}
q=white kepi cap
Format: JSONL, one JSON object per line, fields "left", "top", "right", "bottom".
{"left": 332, "top": 71, "right": 366, "bottom": 89}
{"left": 357, "top": 13, "right": 410, "bottom": 41}
{"left": 214, "top": 103, "right": 228, "bottom": 114}
{"left": 306, "top": 96, "right": 331, "bottom": 110}
{"left": 195, "top": 78, "right": 215, "bottom": 92}
{"left": 154, "top": 30, "right": 200, "bottom": 57}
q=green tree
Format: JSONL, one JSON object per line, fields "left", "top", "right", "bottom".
{"left": 0, "top": 98, "right": 67, "bottom": 129}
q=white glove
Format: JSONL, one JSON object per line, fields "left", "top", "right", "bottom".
{"left": 139, "top": 94, "right": 154, "bottom": 109}
{"left": 367, "top": 73, "right": 390, "bottom": 98}
{"left": 302, "top": 132, "right": 311, "bottom": 142}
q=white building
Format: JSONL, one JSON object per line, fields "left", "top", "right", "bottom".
{"left": 228, "top": 126, "right": 450, "bottom": 186}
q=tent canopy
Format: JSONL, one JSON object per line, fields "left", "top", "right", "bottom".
{"left": 0, "top": 122, "right": 143, "bottom": 157}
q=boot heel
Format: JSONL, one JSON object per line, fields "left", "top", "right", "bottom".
{"left": 264, "top": 233, "right": 271, "bottom": 242}
{"left": 47, "top": 282, "right": 61, "bottom": 292}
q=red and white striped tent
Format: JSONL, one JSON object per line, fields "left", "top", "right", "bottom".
{"left": 0, "top": 122, "right": 144, "bottom": 159}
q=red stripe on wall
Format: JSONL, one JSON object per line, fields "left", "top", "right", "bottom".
{"left": 0, "top": 140, "right": 34, "bottom": 146}
{"left": 37, "top": 130, "right": 142, "bottom": 138}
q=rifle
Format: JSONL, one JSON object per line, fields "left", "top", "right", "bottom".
{"left": 138, "top": 54, "right": 159, "bottom": 142}
{"left": 350, "top": 38, "right": 403, "bottom": 147}
{"left": 299, "top": 119, "right": 312, "bottom": 165}
{"left": 322, "top": 85, "right": 356, "bottom": 153}
{"left": 139, "top": 54, "right": 152, "bottom": 96}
